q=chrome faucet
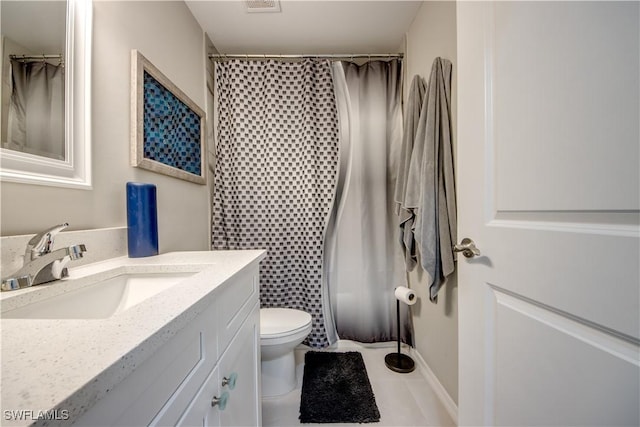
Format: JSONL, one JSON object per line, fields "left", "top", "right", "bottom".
{"left": 1, "top": 223, "right": 87, "bottom": 291}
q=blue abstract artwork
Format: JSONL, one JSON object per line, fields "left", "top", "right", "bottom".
{"left": 143, "top": 71, "right": 202, "bottom": 176}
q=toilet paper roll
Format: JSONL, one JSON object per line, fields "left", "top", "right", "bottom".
{"left": 394, "top": 286, "right": 417, "bottom": 305}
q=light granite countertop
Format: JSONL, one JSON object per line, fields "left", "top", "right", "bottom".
{"left": 0, "top": 250, "right": 266, "bottom": 427}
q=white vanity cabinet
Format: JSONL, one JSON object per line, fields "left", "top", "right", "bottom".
{"left": 177, "top": 304, "right": 260, "bottom": 426}
{"left": 75, "top": 263, "right": 261, "bottom": 427}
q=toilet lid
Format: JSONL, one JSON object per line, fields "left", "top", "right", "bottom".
{"left": 261, "top": 308, "right": 312, "bottom": 338}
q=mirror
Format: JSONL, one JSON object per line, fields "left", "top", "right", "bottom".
{"left": 0, "top": 0, "right": 91, "bottom": 189}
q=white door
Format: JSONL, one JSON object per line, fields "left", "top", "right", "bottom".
{"left": 457, "top": 2, "right": 639, "bottom": 426}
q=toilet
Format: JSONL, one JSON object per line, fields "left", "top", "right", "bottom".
{"left": 260, "top": 308, "right": 312, "bottom": 397}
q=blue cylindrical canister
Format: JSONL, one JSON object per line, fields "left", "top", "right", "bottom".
{"left": 126, "top": 182, "right": 159, "bottom": 258}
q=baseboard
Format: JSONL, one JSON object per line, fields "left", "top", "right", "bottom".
{"left": 409, "top": 348, "right": 459, "bottom": 425}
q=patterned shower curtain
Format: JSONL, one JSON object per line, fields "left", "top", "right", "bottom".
{"left": 212, "top": 59, "right": 339, "bottom": 348}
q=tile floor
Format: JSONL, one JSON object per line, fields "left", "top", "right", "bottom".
{"left": 261, "top": 341, "right": 456, "bottom": 427}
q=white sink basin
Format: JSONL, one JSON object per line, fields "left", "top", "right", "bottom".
{"left": 2, "top": 272, "right": 195, "bottom": 319}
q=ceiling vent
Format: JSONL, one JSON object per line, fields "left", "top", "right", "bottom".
{"left": 246, "top": 0, "right": 281, "bottom": 13}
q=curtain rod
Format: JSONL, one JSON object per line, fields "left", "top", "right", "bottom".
{"left": 209, "top": 53, "right": 403, "bottom": 61}
{"left": 9, "top": 54, "right": 63, "bottom": 61}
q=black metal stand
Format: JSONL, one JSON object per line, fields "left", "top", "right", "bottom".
{"left": 384, "top": 299, "right": 415, "bottom": 373}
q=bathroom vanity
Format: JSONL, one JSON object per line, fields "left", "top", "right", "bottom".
{"left": 0, "top": 250, "right": 265, "bottom": 427}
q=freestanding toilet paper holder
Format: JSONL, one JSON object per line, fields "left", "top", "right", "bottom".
{"left": 385, "top": 287, "right": 416, "bottom": 373}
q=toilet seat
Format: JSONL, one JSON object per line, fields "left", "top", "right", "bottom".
{"left": 260, "top": 308, "right": 312, "bottom": 343}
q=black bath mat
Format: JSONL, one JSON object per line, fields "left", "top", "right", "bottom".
{"left": 299, "top": 351, "right": 380, "bottom": 423}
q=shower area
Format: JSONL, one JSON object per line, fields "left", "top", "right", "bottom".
{"left": 206, "top": 0, "right": 457, "bottom": 350}
{"left": 211, "top": 55, "right": 408, "bottom": 348}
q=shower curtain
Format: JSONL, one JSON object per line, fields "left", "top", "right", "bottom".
{"left": 6, "top": 59, "right": 64, "bottom": 160}
{"left": 325, "top": 60, "right": 409, "bottom": 344}
{"left": 212, "top": 59, "right": 339, "bottom": 348}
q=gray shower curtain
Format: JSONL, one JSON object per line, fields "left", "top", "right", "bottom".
{"left": 6, "top": 59, "right": 64, "bottom": 160}
{"left": 325, "top": 60, "right": 409, "bottom": 344}
{"left": 212, "top": 59, "right": 339, "bottom": 348}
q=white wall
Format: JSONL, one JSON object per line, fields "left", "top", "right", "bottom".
{"left": 0, "top": 1, "right": 211, "bottom": 254}
{"left": 404, "top": 0, "right": 459, "bottom": 404}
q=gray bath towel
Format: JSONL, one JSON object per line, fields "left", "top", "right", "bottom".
{"left": 394, "top": 75, "right": 427, "bottom": 271}
{"left": 410, "top": 57, "right": 456, "bottom": 302}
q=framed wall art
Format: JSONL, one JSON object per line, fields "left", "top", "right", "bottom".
{"left": 131, "top": 49, "right": 206, "bottom": 184}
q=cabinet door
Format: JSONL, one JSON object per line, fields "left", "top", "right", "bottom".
{"left": 176, "top": 303, "right": 260, "bottom": 427}
{"left": 219, "top": 304, "right": 261, "bottom": 427}
{"left": 176, "top": 364, "right": 221, "bottom": 427}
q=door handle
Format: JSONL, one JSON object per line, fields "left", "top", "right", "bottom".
{"left": 453, "top": 238, "right": 480, "bottom": 258}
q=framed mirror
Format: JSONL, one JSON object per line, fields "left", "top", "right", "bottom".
{"left": 0, "top": 0, "right": 91, "bottom": 189}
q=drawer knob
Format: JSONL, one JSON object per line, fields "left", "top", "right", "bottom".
{"left": 222, "top": 372, "right": 238, "bottom": 390}
{"left": 211, "top": 391, "right": 229, "bottom": 410}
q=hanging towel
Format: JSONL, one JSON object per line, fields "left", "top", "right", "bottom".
{"left": 410, "top": 57, "right": 457, "bottom": 302}
{"left": 394, "top": 75, "right": 426, "bottom": 271}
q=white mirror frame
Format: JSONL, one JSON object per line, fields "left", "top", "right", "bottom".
{"left": 0, "top": 0, "right": 92, "bottom": 189}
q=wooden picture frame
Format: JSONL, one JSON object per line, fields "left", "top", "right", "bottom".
{"left": 131, "top": 49, "right": 206, "bottom": 184}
